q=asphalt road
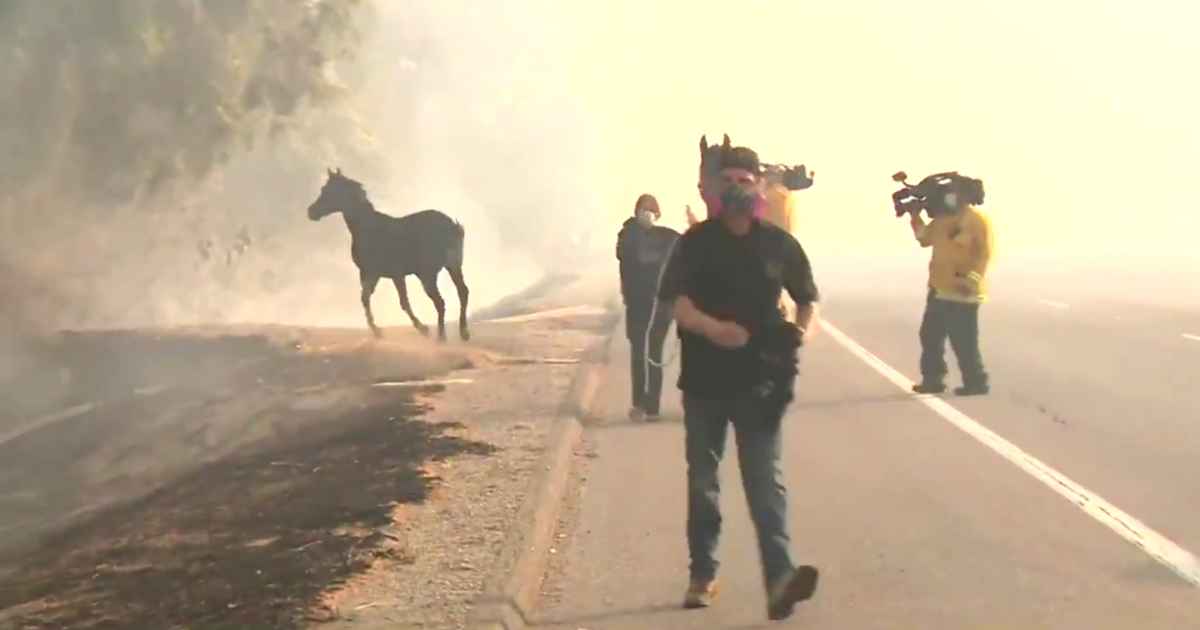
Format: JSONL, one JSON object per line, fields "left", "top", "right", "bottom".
{"left": 534, "top": 283, "right": 1200, "bottom": 628}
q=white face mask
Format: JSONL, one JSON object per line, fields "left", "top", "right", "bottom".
{"left": 942, "top": 192, "right": 959, "bottom": 211}
{"left": 636, "top": 209, "right": 656, "bottom": 227}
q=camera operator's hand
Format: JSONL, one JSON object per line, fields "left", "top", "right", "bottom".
{"left": 705, "top": 319, "right": 751, "bottom": 349}
{"left": 909, "top": 210, "right": 933, "bottom": 247}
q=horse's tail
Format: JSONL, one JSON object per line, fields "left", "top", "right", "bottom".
{"left": 446, "top": 220, "right": 465, "bottom": 269}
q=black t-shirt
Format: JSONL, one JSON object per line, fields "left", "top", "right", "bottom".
{"left": 657, "top": 219, "right": 819, "bottom": 397}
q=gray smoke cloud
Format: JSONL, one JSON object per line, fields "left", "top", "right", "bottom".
{"left": 0, "top": 0, "right": 604, "bottom": 332}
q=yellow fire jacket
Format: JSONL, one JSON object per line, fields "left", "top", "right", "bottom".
{"left": 915, "top": 206, "right": 994, "bottom": 303}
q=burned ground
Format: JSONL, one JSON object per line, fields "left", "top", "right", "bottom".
{"left": 0, "top": 326, "right": 490, "bottom": 629}
{"left": 0, "top": 290, "right": 616, "bottom": 629}
{"left": 0, "top": 390, "right": 493, "bottom": 630}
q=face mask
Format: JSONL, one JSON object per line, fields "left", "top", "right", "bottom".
{"left": 719, "top": 185, "right": 767, "bottom": 219}
{"left": 942, "top": 192, "right": 959, "bottom": 211}
{"left": 635, "top": 209, "right": 656, "bottom": 227}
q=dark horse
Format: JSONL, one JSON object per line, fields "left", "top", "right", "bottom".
{"left": 307, "top": 168, "right": 470, "bottom": 341}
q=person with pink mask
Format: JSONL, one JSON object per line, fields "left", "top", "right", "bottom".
{"left": 688, "top": 134, "right": 770, "bottom": 225}
{"left": 688, "top": 135, "right": 808, "bottom": 322}
{"left": 657, "top": 143, "right": 821, "bottom": 621}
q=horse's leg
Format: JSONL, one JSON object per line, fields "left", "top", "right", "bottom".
{"left": 447, "top": 265, "right": 470, "bottom": 341}
{"left": 360, "top": 272, "right": 382, "bottom": 338}
{"left": 417, "top": 272, "right": 447, "bottom": 342}
{"left": 393, "top": 276, "right": 429, "bottom": 336}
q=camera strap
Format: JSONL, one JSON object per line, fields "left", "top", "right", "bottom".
{"left": 642, "top": 235, "right": 682, "bottom": 388}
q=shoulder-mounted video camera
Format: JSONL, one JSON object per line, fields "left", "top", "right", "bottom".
{"left": 699, "top": 135, "right": 815, "bottom": 192}
{"left": 891, "top": 171, "right": 984, "bottom": 218}
{"left": 764, "top": 163, "right": 815, "bottom": 191}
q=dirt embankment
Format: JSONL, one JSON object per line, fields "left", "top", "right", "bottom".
{"left": 0, "top": 293, "right": 617, "bottom": 629}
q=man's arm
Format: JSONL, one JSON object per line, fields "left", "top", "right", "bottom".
{"left": 673, "top": 296, "right": 750, "bottom": 349}
{"left": 616, "top": 230, "right": 631, "bottom": 304}
{"left": 794, "top": 302, "right": 818, "bottom": 335}
{"left": 910, "top": 212, "right": 934, "bottom": 247}
{"left": 782, "top": 236, "right": 821, "bottom": 341}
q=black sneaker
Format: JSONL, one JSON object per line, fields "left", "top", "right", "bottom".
{"left": 955, "top": 383, "right": 990, "bottom": 396}
{"left": 912, "top": 382, "right": 946, "bottom": 394}
{"left": 767, "top": 565, "right": 819, "bottom": 621}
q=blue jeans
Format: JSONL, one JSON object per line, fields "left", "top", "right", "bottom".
{"left": 684, "top": 393, "right": 793, "bottom": 589}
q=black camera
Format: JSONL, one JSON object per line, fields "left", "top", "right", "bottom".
{"left": 765, "top": 163, "right": 815, "bottom": 191}
{"left": 750, "top": 319, "right": 803, "bottom": 407}
{"left": 891, "top": 171, "right": 984, "bottom": 218}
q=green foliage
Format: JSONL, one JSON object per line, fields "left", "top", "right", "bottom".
{"left": 0, "top": 0, "right": 368, "bottom": 207}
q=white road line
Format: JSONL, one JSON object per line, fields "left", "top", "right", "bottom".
{"left": 1183, "top": 333, "right": 1200, "bottom": 343}
{"left": 0, "top": 403, "right": 96, "bottom": 449}
{"left": 821, "top": 320, "right": 1200, "bottom": 587}
{"left": 1037, "top": 299, "right": 1070, "bottom": 310}
{"left": 0, "top": 385, "right": 175, "bottom": 449}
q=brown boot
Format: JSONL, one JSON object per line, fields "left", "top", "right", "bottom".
{"left": 767, "top": 565, "right": 819, "bottom": 620}
{"left": 683, "top": 577, "right": 719, "bottom": 609}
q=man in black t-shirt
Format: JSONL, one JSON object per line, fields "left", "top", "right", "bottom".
{"left": 657, "top": 144, "right": 821, "bottom": 621}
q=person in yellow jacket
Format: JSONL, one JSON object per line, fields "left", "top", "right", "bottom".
{"left": 908, "top": 187, "right": 994, "bottom": 396}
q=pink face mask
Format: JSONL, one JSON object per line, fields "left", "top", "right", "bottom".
{"left": 701, "top": 186, "right": 767, "bottom": 220}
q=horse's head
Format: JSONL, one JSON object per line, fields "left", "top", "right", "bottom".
{"left": 307, "top": 168, "right": 366, "bottom": 220}
{"left": 698, "top": 134, "right": 732, "bottom": 196}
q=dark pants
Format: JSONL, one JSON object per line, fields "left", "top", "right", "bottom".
{"left": 684, "top": 393, "right": 793, "bottom": 590}
{"left": 627, "top": 304, "right": 670, "bottom": 414}
{"left": 919, "top": 291, "right": 988, "bottom": 387}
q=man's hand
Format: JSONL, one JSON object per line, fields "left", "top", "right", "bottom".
{"left": 675, "top": 295, "right": 749, "bottom": 349}
{"left": 910, "top": 210, "right": 933, "bottom": 247}
{"left": 704, "top": 319, "right": 751, "bottom": 349}
{"left": 795, "top": 302, "right": 818, "bottom": 343}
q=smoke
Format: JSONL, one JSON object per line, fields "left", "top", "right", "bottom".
{"left": 0, "top": 0, "right": 607, "bottom": 332}
{"left": 6, "top": 0, "right": 1198, "bottom": 336}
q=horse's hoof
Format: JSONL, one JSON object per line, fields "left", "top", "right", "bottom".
{"left": 460, "top": 330, "right": 471, "bottom": 342}
{"left": 437, "top": 331, "right": 448, "bottom": 343}
{"left": 371, "top": 328, "right": 383, "bottom": 339}
{"left": 415, "top": 326, "right": 430, "bottom": 337}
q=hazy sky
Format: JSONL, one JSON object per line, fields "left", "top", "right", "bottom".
{"left": 2, "top": 0, "right": 1196, "bottom": 330}
{"left": 547, "top": 0, "right": 1199, "bottom": 264}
